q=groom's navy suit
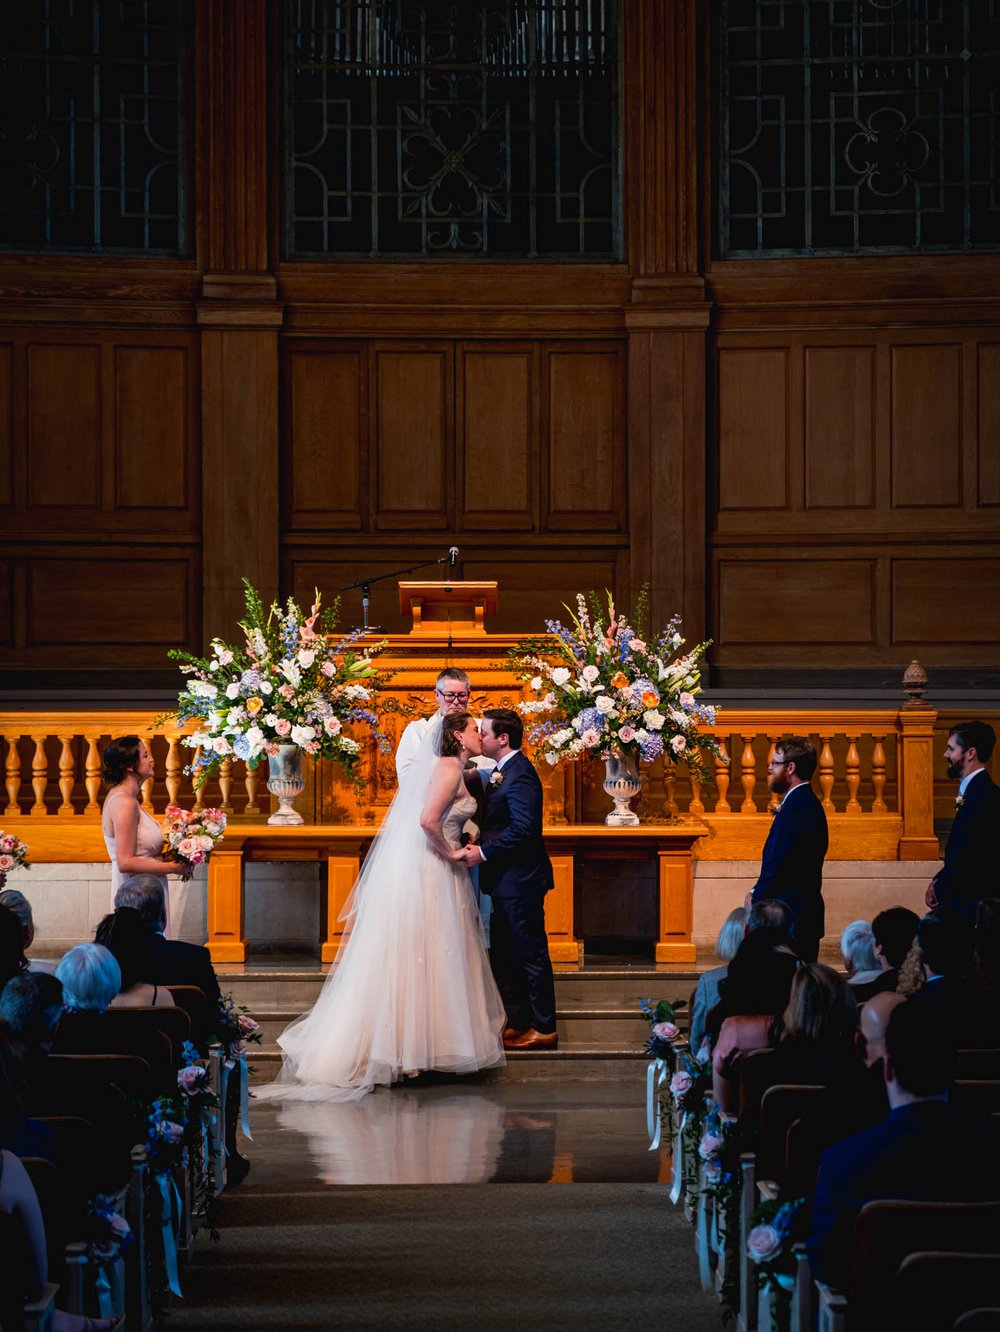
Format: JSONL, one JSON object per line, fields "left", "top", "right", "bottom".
{"left": 750, "top": 782, "right": 828, "bottom": 961}
{"left": 932, "top": 771, "right": 1000, "bottom": 923}
{"left": 478, "top": 750, "right": 557, "bottom": 1035}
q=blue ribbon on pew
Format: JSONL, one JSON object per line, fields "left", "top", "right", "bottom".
{"left": 238, "top": 1056, "right": 252, "bottom": 1142}
{"left": 646, "top": 1057, "right": 668, "bottom": 1151}
{"left": 157, "top": 1173, "right": 183, "bottom": 1298}
{"left": 95, "top": 1265, "right": 113, "bottom": 1319}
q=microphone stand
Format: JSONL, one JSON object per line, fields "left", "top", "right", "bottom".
{"left": 341, "top": 551, "right": 459, "bottom": 631}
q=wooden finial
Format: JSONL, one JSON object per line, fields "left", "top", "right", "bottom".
{"left": 901, "top": 659, "right": 929, "bottom": 708}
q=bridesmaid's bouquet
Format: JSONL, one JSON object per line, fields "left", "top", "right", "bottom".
{"left": 0, "top": 830, "right": 30, "bottom": 888}
{"left": 161, "top": 805, "right": 227, "bottom": 871}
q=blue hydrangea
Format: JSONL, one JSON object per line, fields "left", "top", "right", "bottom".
{"left": 631, "top": 677, "right": 659, "bottom": 704}
{"left": 241, "top": 668, "right": 262, "bottom": 689}
{"left": 232, "top": 734, "right": 252, "bottom": 761}
{"left": 574, "top": 706, "right": 607, "bottom": 734}
{"left": 640, "top": 733, "right": 664, "bottom": 761}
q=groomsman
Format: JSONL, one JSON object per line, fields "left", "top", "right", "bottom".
{"left": 748, "top": 736, "right": 829, "bottom": 962}
{"left": 927, "top": 720, "right": 999, "bottom": 922}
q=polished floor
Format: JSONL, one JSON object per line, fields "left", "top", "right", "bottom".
{"left": 246, "top": 1079, "right": 671, "bottom": 1187}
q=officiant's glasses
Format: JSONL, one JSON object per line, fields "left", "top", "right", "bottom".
{"left": 436, "top": 689, "right": 470, "bottom": 704}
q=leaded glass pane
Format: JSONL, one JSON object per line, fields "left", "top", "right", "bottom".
{"left": 284, "top": 0, "right": 621, "bottom": 260}
{"left": 717, "top": 0, "right": 1000, "bottom": 257}
{"left": 0, "top": 0, "right": 188, "bottom": 255}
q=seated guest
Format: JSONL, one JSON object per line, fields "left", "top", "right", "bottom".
{"left": 806, "top": 1001, "right": 1000, "bottom": 1291}
{"left": 768, "top": 963, "right": 862, "bottom": 1084}
{"left": 709, "top": 929, "right": 800, "bottom": 1114}
{"left": 0, "top": 904, "right": 27, "bottom": 995}
{"left": 0, "top": 890, "right": 56, "bottom": 974}
{"left": 94, "top": 910, "right": 175, "bottom": 1010}
{"left": 0, "top": 1146, "right": 121, "bottom": 1332}
{"left": 839, "top": 920, "right": 886, "bottom": 1002}
{"left": 869, "top": 906, "right": 920, "bottom": 996}
{"left": 55, "top": 942, "right": 122, "bottom": 1013}
{"left": 0, "top": 974, "right": 63, "bottom": 1054}
{"left": 857, "top": 990, "right": 905, "bottom": 1071}
{"left": 746, "top": 897, "right": 794, "bottom": 943}
{"left": 0, "top": 1029, "right": 53, "bottom": 1162}
{"left": 689, "top": 907, "right": 748, "bottom": 1056}
{"left": 114, "top": 875, "right": 221, "bottom": 1009}
{"left": 908, "top": 911, "right": 991, "bottom": 1046}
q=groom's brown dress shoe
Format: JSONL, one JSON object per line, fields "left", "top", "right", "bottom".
{"left": 502, "top": 1027, "right": 527, "bottom": 1047}
{"left": 506, "top": 1028, "right": 558, "bottom": 1050}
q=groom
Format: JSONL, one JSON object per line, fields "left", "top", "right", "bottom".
{"left": 461, "top": 708, "right": 557, "bottom": 1050}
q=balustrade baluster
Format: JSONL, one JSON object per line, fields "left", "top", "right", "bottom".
{"left": 58, "top": 734, "right": 75, "bottom": 813}
{"left": 819, "top": 735, "right": 835, "bottom": 812}
{"left": 871, "top": 735, "right": 888, "bottom": 813}
{"left": 664, "top": 759, "right": 679, "bottom": 819}
{"left": 688, "top": 765, "right": 705, "bottom": 818}
{"left": 4, "top": 737, "right": 22, "bottom": 815}
{"left": 191, "top": 751, "right": 205, "bottom": 812}
{"left": 84, "top": 739, "right": 101, "bottom": 812}
{"left": 740, "top": 735, "right": 757, "bottom": 812}
{"left": 219, "top": 759, "right": 234, "bottom": 814}
{"left": 714, "top": 739, "right": 730, "bottom": 813}
{"left": 141, "top": 777, "right": 154, "bottom": 812}
{"left": 31, "top": 736, "right": 48, "bottom": 815}
{"left": 244, "top": 763, "right": 260, "bottom": 815}
{"left": 165, "top": 738, "right": 181, "bottom": 808}
{"left": 845, "top": 734, "right": 861, "bottom": 813}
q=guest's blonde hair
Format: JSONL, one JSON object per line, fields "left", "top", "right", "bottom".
{"left": 780, "top": 963, "right": 857, "bottom": 1043}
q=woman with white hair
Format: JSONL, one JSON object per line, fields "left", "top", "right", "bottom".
{"left": 839, "top": 920, "right": 882, "bottom": 993}
{"left": 55, "top": 943, "right": 121, "bottom": 1014}
{"left": 689, "top": 906, "right": 750, "bottom": 1056}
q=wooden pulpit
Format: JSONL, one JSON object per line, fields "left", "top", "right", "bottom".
{"left": 398, "top": 580, "right": 498, "bottom": 636}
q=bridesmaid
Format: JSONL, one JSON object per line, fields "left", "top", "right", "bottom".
{"left": 101, "top": 735, "right": 187, "bottom": 938}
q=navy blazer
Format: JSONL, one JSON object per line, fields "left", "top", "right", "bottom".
{"left": 147, "top": 933, "right": 222, "bottom": 1011}
{"left": 750, "top": 783, "right": 828, "bottom": 950}
{"left": 933, "top": 771, "right": 1000, "bottom": 922}
{"left": 806, "top": 1100, "right": 1000, "bottom": 1289}
{"left": 478, "top": 750, "right": 553, "bottom": 899}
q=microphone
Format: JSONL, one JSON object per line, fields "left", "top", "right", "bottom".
{"left": 448, "top": 546, "right": 459, "bottom": 568}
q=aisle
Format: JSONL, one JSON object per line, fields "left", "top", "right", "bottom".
{"left": 172, "top": 1085, "right": 724, "bottom": 1331}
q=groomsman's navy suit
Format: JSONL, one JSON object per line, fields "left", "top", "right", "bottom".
{"left": 478, "top": 750, "right": 557, "bottom": 1036}
{"left": 931, "top": 770, "right": 1000, "bottom": 923}
{"left": 750, "top": 782, "right": 828, "bottom": 961}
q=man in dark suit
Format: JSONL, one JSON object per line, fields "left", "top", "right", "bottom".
{"left": 749, "top": 736, "right": 828, "bottom": 961}
{"left": 928, "top": 720, "right": 1000, "bottom": 922}
{"left": 461, "top": 708, "right": 557, "bottom": 1050}
{"left": 114, "top": 874, "right": 221, "bottom": 1010}
{"left": 806, "top": 1000, "right": 1000, "bottom": 1291}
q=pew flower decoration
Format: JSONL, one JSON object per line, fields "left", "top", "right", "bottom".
{"left": 85, "top": 1193, "right": 133, "bottom": 1266}
{"left": 509, "top": 590, "right": 722, "bottom": 776}
{"left": 177, "top": 1040, "right": 217, "bottom": 1106}
{"left": 163, "top": 579, "right": 391, "bottom": 791}
{"left": 747, "top": 1197, "right": 806, "bottom": 1297}
{"left": 214, "top": 992, "right": 262, "bottom": 1060}
{"left": 640, "top": 996, "right": 688, "bottom": 1067}
{"left": 145, "top": 1096, "right": 189, "bottom": 1176}
{"left": 0, "top": 831, "right": 30, "bottom": 888}
{"left": 161, "top": 806, "right": 227, "bottom": 871}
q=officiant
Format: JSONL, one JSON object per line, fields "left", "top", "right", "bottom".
{"left": 396, "top": 667, "right": 493, "bottom": 944}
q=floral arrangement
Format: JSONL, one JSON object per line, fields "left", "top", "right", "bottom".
{"left": 85, "top": 1192, "right": 133, "bottom": 1266}
{"left": 747, "top": 1196, "right": 806, "bottom": 1296}
{"left": 145, "top": 1096, "right": 189, "bottom": 1176}
{"left": 163, "top": 579, "right": 390, "bottom": 791}
{"left": 161, "top": 806, "right": 227, "bottom": 871}
{"left": 176, "top": 1040, "right": 217, "bottom": 1106}
{"left": 640, "top": 996, "right": 688, "bottom": 1064}
{"left": 214, "top": 992, "right": 262, "bottom": 1061}
{"left": 509, "top": 590, "right": 722, "bottom": 776}
{"left": 0, "top": 830, "right": 29, "bottom": 888}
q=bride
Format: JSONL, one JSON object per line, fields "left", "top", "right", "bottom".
{"left": 258, "top": 711, "right": 506, "bottom": 1101}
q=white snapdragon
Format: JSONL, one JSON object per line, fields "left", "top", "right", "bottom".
{"left": 189, "top": 681, "right": 218, "bottom": 699}
{"left": 530, "top": 675, "right": 543, "bottom": 691}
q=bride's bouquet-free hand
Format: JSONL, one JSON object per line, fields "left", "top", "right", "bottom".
{"left": 161, "top": 805, "right": 227, "bottom": 876}
{"left": 162, "top": 579, "right": 391, "bottom": 791}
{"left": 0, "top": 830, "right": 30, "bottom": 889}
{"left": 509, "top": 588, "right": 724, "bottom": 781}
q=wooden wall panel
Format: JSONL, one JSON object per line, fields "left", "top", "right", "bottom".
{"left": 718, "top": 349, "right": 788, "bottom": 510}
{"left": 890, "top": 344, "right": 962, "bottom": 508}
{"left": 0, "top": 345, "right": 10, "bottom": 508}
{"left": 374, "top": 348, "right": 450, "bottom": 530}
{"left": 116, "top": 346, "right": 188, "bottom": 509}
{"left": 287, "top": 348, "right": 363, "bottom": 528}
{"left": 718, "top": 559, "right": 875, "bottom": 646}
{"left": 978, "top": 344, "right": 1000, "bottom": 507}
{"left": 805, "top": 346, "right": 874, "bottom": 509}
{"left": 27, "top": 344, "right": 101, "bottom": 508}
{"left": 0, "top": 561, "right": 10, "bottom": 645}
{"left": 546, "top": 346, "right": 624, "bottom": 530}
{"left": 459, "top": 346, "right": 535, "bottom": 531}
{"left": 26, "top": 555, "right": 195, "bottom": 651}
{"left": 892, "top": 559, "right": 1000, "bottom": 645}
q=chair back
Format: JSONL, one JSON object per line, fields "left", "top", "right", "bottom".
{"left": 951, "top": 1080, "right": 1000, "bottom": 1117}
{"left": 53, "top": 1010, "right": 176, "bottom": 1094}
{"left": 167, "top": 985, "right": 210, "bottom": 1053}
{"left": 952, "top": 1310, "right": 1000, "bottom": 1332}
{"left": 756, "top": 1083, "right": 826, "bottom": 1182}
{"left": 895, "top": 1252, "right": 1000, "bottom": 1331}
{"left": 102, "top": 1005, "right": 191, "bottom": 1068}
{"left": 955, "top": 1050, "right": 1000, "bottom": 1081}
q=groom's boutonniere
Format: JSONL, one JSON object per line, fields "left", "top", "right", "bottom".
{"left": 955, "top": 794, "right": 965, "bottom": 809}
{"left": 768, "top": 802, "right": 782, "bottom": 817}
{"left": 489, "top": 769, "right": 504, "bottom": 788}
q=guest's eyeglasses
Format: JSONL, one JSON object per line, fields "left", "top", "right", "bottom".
{"left": 768, "top": 760, "right": 787, "bottom": 769}
{"left": 436, "top": 689, "right": 470, "bottom": 703}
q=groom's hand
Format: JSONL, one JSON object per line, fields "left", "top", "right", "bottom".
{"left": 460, "top": 844, "right": 484, "bottom": 866}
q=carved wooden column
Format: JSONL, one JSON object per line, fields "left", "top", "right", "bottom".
{"left": 196, "top": 0, "right": 281, "bottom": 643}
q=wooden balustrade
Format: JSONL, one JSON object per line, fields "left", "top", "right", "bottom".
{"left": 0, "top": 699, "right": 976, "bottom": 865}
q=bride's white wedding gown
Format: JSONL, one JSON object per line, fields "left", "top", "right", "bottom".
{"left": 258, "top": 783, "right": 506, "bottom": 1102}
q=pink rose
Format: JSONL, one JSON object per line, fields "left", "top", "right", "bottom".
{"left": 581, "top": 728, "right": 601, "bottom": 748}
{"left": 0, "top": 835, "right": 15, "bottom": 852}
{"left": 177, "top": 1066, "right": 204, "bottom": 1092}
{"left": 237, "top": 1014, "right": 260, "bottom": 1035}
{"left": 679, "top": 691, "right": 695, "bottom": 708}
{"left": 324, "top": 717, "right": 342, "bottom": 736}
{"left": 747, "top": 1224, "right": 782, "bottom": 1264}
{"left": 231, "top": 1039, "right": 247, "bottom": 1058}
{"left": 670, "top": 1070, "right": 693, "bottom": 1098}
{"left": 618, "top": 725, "right": 636, "bottom": 744}
{"left": 158, "top": 1121, "right": 185, "bottom": 1144}
{"left": 275, "top": 718, "right": 292, "bottom": 736}
{"left": 698, "top": 1131, "right": 722, "bottom": 1162}
{"left": 581, "top": 664, "right": 600, "bottom": 683}
{"left": 652, "top": 1021, "right": 679, "bottom": 1041}
{"left": 109, "top": 1214, "right": 131, "bottom": 1239}
{"left": 279, "top": 684, "right": 295, "bottom": 701}
{"left": 629, "top": 639, "right": 647, "bottom": 654}
{"left": 670, "top": 734, "right": 687, "bottom": 754}
{"left": 321, "top": 660, "right": 336, "bottom": 677}
{"left": 265, "top": 742, "right": 279, "bottom": 757}
{"left": 177, "top": 837, "right": 198, "bottom": 859}
{"left": 0, "top": 854, "right": 13, "bottom": 872}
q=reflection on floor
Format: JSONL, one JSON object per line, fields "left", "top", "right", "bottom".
{"left": 246, "top": 1079, "right": 671, "bottom": 1188}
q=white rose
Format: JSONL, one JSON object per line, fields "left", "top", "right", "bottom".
{"left": 324, "top": 717, "right": 342, "bottom": 736}
{"left": 227, "top": 707, "right": 245, "bottom": 726}
{"left": 212, "top": 736, "right": 231, "bottom": 755}
{"left": 246, "top": 725, "right": 264, "bottom": 749}
{"left": 634, "top": 728, "right": 649, "bottom": 742}
{"left": 263, "top": 713, "right": 278, "bottom": 727}
{"left": 581, "top": 664, "right": 600, "bottom": 683}
{"left": 595, "top": 695, "right": 615, "bottom": 714}
{"left": 545, "top": 751, "right": 559, "bottom": 765}
{"left": 671, "top": 734, "right": 687, "bottom": 754}
{"left": 225, "top": 681, "right": 241, "bottom": 700}
{"left": 643, "top": 709, "right": 665, "bottom": 731}
{"left": 260, "top": 681, "right": 273, "bottom": 695}
{"left": 291, "top": 724, "right": 316, "bottom": 746}
{"left": 530, "top": 676, "right": 543, "bottom": 691}
{"left": 298, "top": 648, "right": 316, "bottom": 668}
{"left": 551, "top": 667, "right": 572, "bottom": 686}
